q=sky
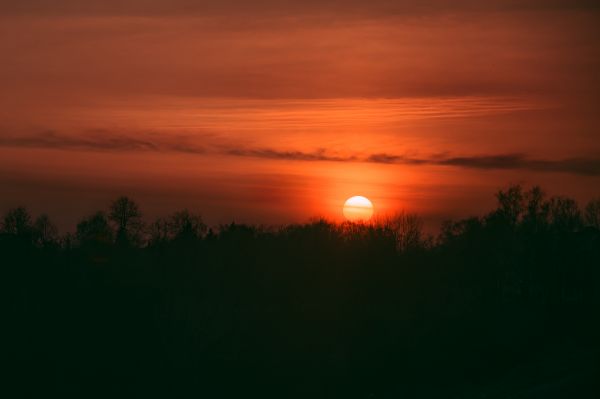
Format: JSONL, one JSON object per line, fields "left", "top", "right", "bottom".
{"left": 1, "top": 0, "right": 599, "bottom": 231}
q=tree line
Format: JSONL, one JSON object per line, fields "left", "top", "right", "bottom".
{"left": 3, "top": 185, "right": 599, "bottom": 398}
{"left": 2, "top": 185, "right": 600, "bottom": 250}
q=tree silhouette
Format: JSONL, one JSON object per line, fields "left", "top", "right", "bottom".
{"left": 32, "top": 214, "right": 58, "bottom": 247}
{"left": 1, "top": 207, "right": 34, "bottom": 245}
{"left": 76, "top": 211, "right": 113, "bottom": 248}
{"left": 584, "top": 197, "right": 600, "bottom": 229}
{"left": 494, "top": 184, "right": 524, "bottom": 227}
{"left": 522, "top": 185, "right": 549, "bottom": 232}
{"left": 148, "top": 217, "right": 170, "bottom": 247}
{"left": 2, "top": 206, "right": 32, "bottom": 236}
{"left": 168, "top": 209, "right": 207, "bottom": 241}
{"left": 548, "top": 196, "right": 582, "bottom": 232}
{"left": 109, "top": 196, "right": 142, "bottom": 246}
{"left": 389, "top": 212, "right": 427, "bottom": 252}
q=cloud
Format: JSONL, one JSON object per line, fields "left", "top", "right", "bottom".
{"left": 0, "top": 131, "right": 159, "bottom": 151}
{"left": 0, "top": 131, "right": 205, "bottom": 154}
{"left": 225, "top": 148, "right": 358, "bottom": 163}
{"left": 526, "top": 158, "right": 600, "bottom": 176}
{"left": 225, "top": 149, "right": 600, "bottom": 177}
{"left": 439, "top": 154, "right": 527, "bottom": 169}
{"left": 368, "top": 152, "right": 600, "bottom": 176}
{"left": 366, "top": 154, "right": 427, "bottom": 165}
{"left": 2, "top": 131, "right": 599, "bottom": 176}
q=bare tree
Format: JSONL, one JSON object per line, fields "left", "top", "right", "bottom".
{"left": 148, "top": 217, "right": 170, "bottom": 246}
{"left": 519, "top": 186, "right": 551, "bottom": 233}
{"left": 33, "top": 214, "right": 58, "bottom": 246}
{"left": 383, "top": 212, "right": 426, "bottom": 252}
{"left": 169, "top": 210, "right": 207, "bottom": 240}
{"left": 1, "top": 207, "right": 32, "bottom": 237}
{"left": 109, "top": 196, "right": 143, "bottom": 245}
{"left": 495, "top": 184, "right": 524, "bottom": 227}
{"left": 548, "top": 196, "right": 582, "bottom": 232}
{"left": 584, "top": 198, "right": 600, "bottom": 229}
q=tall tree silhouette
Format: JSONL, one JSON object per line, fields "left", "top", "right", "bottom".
{"left": 109, "top": 196, "right": 142, "bottom": 246}
{"left": 494, "top": 184, "right": 524, "bottom": 227}
{"left": 522, "top": 185, "right": 549, "bottom": 232}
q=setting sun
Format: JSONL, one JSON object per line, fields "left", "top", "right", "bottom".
{"left": 343, "top": 196, "right": 374, "bottom": 222}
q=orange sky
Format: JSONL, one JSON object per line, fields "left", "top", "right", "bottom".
{"left": 1, "top": 1, "right": 599, "bottom": 231}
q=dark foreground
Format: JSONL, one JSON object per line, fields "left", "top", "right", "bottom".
{"left": 3, "top": 186, "right": 600, "bottom": 398}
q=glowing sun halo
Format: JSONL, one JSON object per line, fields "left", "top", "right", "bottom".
{"left": 343, "top": 196, "right": 374, "bottom": 222}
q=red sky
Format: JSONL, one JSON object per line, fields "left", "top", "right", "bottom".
{"left": 1, "top": 1, "right": 599, "bottom": 231}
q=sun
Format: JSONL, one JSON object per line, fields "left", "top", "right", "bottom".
{"left": 343, "top": 196, "right": 374, "bottom": 222}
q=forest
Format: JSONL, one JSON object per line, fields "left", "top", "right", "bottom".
{"left": 3, "top": 185, "right": 599, "bottom": 398}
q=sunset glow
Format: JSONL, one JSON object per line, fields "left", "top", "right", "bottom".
{"left": 0, "top": 1, "right": 598, "bottom": 231}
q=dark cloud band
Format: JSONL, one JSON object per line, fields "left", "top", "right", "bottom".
{"left": 1, "top": 131, "right": 598, "bottom": 176}
{"left": 368, "top": 153, "right": 600, "bottom": 176}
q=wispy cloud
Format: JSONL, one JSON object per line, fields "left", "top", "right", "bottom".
{"left": 1, "top": 131, "right": 599, "bottom": 176}
{"left": 225, "top": 148, "right": 358, "bottom": 162}
{"left": 0, "top": 131, "right": 205, "bottom": 154}
{"left": 366, "top": 154, "right": 427, "bottom": 165}
{"left": 370, "top": 153, "right": 600, "bottom": 176}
